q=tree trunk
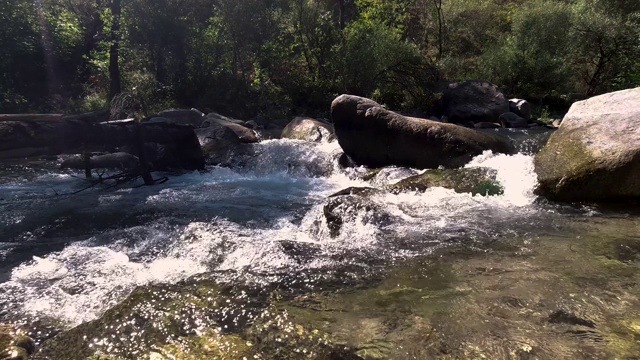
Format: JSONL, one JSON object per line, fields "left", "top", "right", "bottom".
{"left": 0, "top": 120, "right": 205, "bottom": 171}
{"left": 109, "top": 0, "right": 122, "bottom": 100}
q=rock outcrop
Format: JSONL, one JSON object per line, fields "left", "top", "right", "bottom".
{"left": 204, "top": 113, "right": 260, "bottom": 143}
{"left": 535, "top": 87, "right": 640, "bottom": 202}
{"left": 442, "top": 81, "right": 510, "bottom": 124}
{"left": 281, "top": 117, "right": 334, "bottom": 142}
{"left": 324, "top": 187, "right": 389, "bottom": 237}
{"left": 331, "top": 94, "right": 514, "bottom": 169}
{"left": 195, "top": 122, "right": 245, "bottom": 165}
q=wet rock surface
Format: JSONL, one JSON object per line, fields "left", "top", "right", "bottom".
{"left": 281, "top": 117, "right": 334, "bottom": 142}
{"left": 331, "top": 94, "right": 514, "bottom": 169}
{"left": 389, "top": 167, "right": 504, "bottom": 196}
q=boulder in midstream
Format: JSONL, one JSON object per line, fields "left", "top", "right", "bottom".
{"left": 331, "top": 94, "right": 514, "bottom": 169}
{"left": 535, "top": 87, "right": 640, "bottom": 202}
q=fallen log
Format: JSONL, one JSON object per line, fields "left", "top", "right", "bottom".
{"left": 0, "top": 119, "right": 205, "bottom": 171}
{"left": 0, "top": 109, "right": 110, "bottom": 123}
{"left": 0, "top": 114, "right": 64, "bottom": 122}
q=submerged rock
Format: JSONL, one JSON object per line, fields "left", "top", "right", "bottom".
{"left": 331, "top": 95, "right": 514, "bottom": 169}
{"left": 35, "top": 279, "right": 364, "bottom": 360}
{"left": 324, "top": 187, "right": 389, "bottom": 237}
{"left": 442, "top": 81, "right": 510, "bottom": 124}
{"left": 0, "top": 325, "right": 36, "bottom": 359}
{"left": 535, "top": 87, "right": 640, "bottom": 202}
{"left": 281, "top": 117, "right": 334, "bottom": 142}
{"left": 389, "top": 167, "right": 504, "bottom": 196}
{"left": 35, "top": 281, "right": 248, "bottom": 359}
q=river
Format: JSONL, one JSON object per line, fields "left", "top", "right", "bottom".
{"left": 0, "top": 136, "right": 639, "bottom": 359}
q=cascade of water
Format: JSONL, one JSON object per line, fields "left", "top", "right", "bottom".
{"left": 0, "top": 138, "right": 543, "bottom": 326}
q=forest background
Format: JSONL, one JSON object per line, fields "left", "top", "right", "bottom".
{"left": 1, "top": 0, "right": 639, "bottom": 119}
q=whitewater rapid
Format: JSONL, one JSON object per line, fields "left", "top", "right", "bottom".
{"left": 0, "top": 139, "right": 541, "bottom": 327}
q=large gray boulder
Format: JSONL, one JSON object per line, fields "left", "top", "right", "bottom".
{"left": 534, "top": 87, "right": 640, "bottom": 202}
{"left": 442, "top": 81, "right": 510, "bottom": 124}
{"left": 331, "top": 95, "right": 514, "bottom": 169}
{"left": 281, "top": 117, "right": 334, "bottom": 142}
{"left": 195, "top": 122, "right": 244, "bottom": 165}
{"left": 204, "top": 113, "right": 259, "bottom": 143}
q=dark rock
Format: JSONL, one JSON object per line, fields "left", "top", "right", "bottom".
{"left": 0, "top": 325, "right": 35, "bottom": 358}
{"left": 323, "top": 188, "right": 390, "bottom": 237}
{"left": 149, "top": 109, "right": 205, "bottom": 127}
{"left": 442, "top": 81, "right": 510, "bottom": 124}
{"left": 336, "top": 152, "right": 357, "bottom": 169}
{"left": 195, "top": 123, "right": 245, "bottom": 165}
{"left": 499, "top": 112, "right": 529, "bottom": 128}
{"left": 204, "top": 115, "right": 259, "bottom": 144}
{"left": 244, "top": 120, "right": 259, "bottom": 129}
{"left": 13, "top": 336, "right": 36, "bottom": 355}
{"left": 548, "top": 309, "right": 596, "bottom": 328}
{"left": 535, "top": 88, "right": 640, "bottom": 202}
{"left": 366, "top": 166, "right": 420, "bottom": 186}
{"left": 388, "top": 167, "right": 503, "bottom": 196}
{"left": 509, "top": 98, "right": 532, "bottom": 120}
{"left": 281, "top": 117, "right": 334, "bottom": 142}
{"left": 475, "top": 122, "right": 502, "bottom": 129}
{"left": 205, "top": 112, "right": 246, "bottom": 126}
{"left": 329, "top": 186, "right": 383, "bottom": 198}
{"left": 331, "top": 95, "right": 514, "bottom": 169}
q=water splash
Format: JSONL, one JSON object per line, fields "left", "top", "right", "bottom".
{"left": 0, "top": 140, "right": 543, "bottom": 327}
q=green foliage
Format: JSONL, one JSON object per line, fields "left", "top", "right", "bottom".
{"left": 482, "top": 0, "right": 574, "bottom": 99}
{"left": 0, "top": 0, "right": 638, "bottom": 115}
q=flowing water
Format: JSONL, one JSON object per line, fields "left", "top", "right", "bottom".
{"left": 0, "top": 135, "right": 639, "bottom": 359}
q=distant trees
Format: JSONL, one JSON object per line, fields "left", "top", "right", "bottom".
{"left": 0, "top": 0, "right": 638, "bottom": 116}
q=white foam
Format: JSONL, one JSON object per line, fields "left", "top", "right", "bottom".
{"left": 0, "top": 141, "right": 540, "bottom": 327}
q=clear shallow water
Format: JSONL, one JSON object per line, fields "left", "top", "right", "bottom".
{"left": 0, "top": 138, "right": 639, "bottom": 359}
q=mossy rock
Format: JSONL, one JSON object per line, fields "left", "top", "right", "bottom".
{"left": 534, "top": 88, "right": 640, "bottom": 202}
{"left": 388, "top": 167, "right": 503, "bottom": 196}
{"left": 0, "top": 325, "right": 35, "bottom": 358}
{"left": 152, "top": 331, "right": 255, "bottom": 359}
{"left": 35, "top": 280, "right": 254, "bottom": 360}
{"left": 245, "top": 303, "right": 363, "bottom": 360}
